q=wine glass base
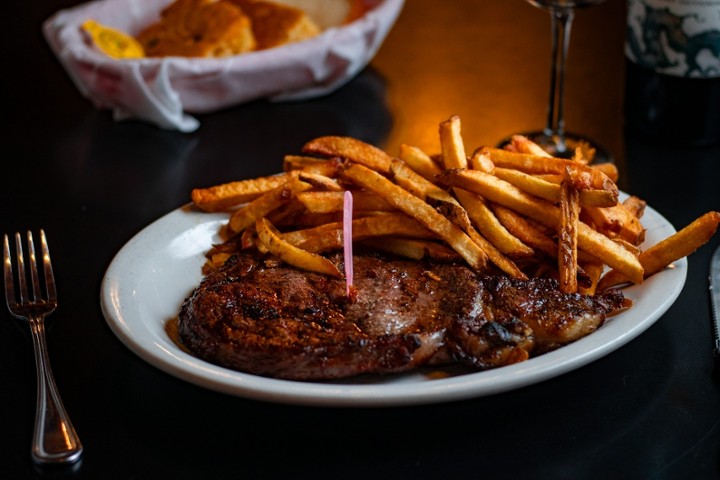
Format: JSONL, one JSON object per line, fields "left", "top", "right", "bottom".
{"left": 496, "top": 131, "right": 613, "bottom": 164}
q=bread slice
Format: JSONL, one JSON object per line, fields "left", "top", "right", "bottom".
{"left": 138, "top": 0, "right": 256, "bottom": 57}
{"left": 229, "top": 0, "right": 321, "bottom": 49}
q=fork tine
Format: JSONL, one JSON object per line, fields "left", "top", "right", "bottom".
{"left": 14, "top": 232, "right": 29, "bottom": 305}
{"left": 40, "top": 230, "right": 56, "bottom": 303}
{"left": 3, "top": 234, "right": 16, "bottom": 308}
{"left": 27, "top": 231, "right": 43, "bottom": 303}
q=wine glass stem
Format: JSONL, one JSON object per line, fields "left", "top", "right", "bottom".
{"left": 545, "top": 8, "right": 575, "bottom": 152}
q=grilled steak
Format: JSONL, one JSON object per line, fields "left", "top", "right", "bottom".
{"left": 178, "top": 250, "right": 629, "bottom": 380}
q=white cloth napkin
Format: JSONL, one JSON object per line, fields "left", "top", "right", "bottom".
{"left": 43, "top": 0, "right": 404, "bottom": 132}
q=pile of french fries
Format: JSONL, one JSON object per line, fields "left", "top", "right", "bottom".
{"left": 191, "top": 115, "right": 720, "bottom": 295}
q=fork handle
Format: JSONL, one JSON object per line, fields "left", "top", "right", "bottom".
{"left": 28, "top": 318, "right": 83, "bottom": 465}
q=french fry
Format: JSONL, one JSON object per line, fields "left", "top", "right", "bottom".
{"left": 398, "top": 144, "right": 443, "bottom": 182}
{"left": 590, "top": 162, "right": 619, "bottom": 183}
{"left": 578, "top": 260, "right": 604, "bottom": 295}
{"left": 623, "top": 195, "right": 647, "bottom": 218}
{"left": 453, "top": 188, "right": 534, "bottom": 258}
{"left": 493, "top": 168, "right": 561, "bottom": 203}
{"left": 563, "top": 165, "right": 618, "bottom": 206}
{"left": 297, "top": 172, "right": 343, "bottom": 191}
{"left": 341, "top": 164, "right": 488, "bottom": 270}
{"left": 484, "top": 147, "right": 619, "bottom": 201}
{"left": 436, "top": 168, "right": 644, "bottom": 284}
{"left": 228, "top": 173, "right": 312, "bottom": 233}
{"left": 598, "top": 211, "right": 720, "bottom": 289}
{"left": 302, "top": 136, "right": 393, "bottom": 174}
{"left": 296, "top": 191, "right": 395, "bottom": 214}
{"left": 360, "top": 238, "right": 461, "bottom": 262}
{"left": 558, "top": 176, "right": 580, "bottom": 293}
{"left": 282, "top": 212, "right": 343, "bottom": 227}
{"left": 509, "top": 135, "right": 551, "bottom": 157}
{"left": 439, "top": 115, "right": 468, "bottom": 169}
{"left": 469, "top": 148, "right": 495, "bottom": 173}
{"left": 256, "top": 218, "right": 342, "bottom": 278}
{"left": 567, "top": 139, "right": 595, "bottom": 164}
{"left": 191, "top": 173, "right": 289, "bottom": 212}
{"left": 437, "top": 116, "right": 531, "bottom": 266}
{"left": 264, "top": 197, "right": 307, "bottom": 226}
{"left": 283, "top": 212, "right": 436, "bottom": 253}
{"left": 349, "top": 212, "right": 436, "bottom": 240}
{"left": 283, "top": 155, "right": 342, "bottom": 177}
{"left": 390, "top": 159, "right": 458, "bottom": 205}
{"left": 434, "top": 199, "right": 527, "bottom": 279}
{"left": 493, "top": 204, "right": 558, "bottom": 259}
{"left": 281, "top": 221, "right": 343, "bottom": 253}
{"left": 582, "top": 203, "right": 646, "bottom": 245}
{"left": 524, "top": 170, "right": 617, "bottom": 207}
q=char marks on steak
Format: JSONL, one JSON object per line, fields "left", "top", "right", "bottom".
{"left": 178, "top": 251, "right": 629, "bottom": 380}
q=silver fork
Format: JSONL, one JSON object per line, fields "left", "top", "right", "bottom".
{"left": 3, "top": 230, "right": 83, "bottom": 465}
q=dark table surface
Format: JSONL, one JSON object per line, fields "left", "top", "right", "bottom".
{"left": 3, "top": 0, "right": 720, "bottom": 478}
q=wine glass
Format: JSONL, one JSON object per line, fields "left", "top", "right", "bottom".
{"left": 500, "top": 0, "right": 610, "bottom": 161}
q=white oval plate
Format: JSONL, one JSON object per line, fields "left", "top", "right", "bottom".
{"left": 101, "top": 201, "right": 686, "bottom": 406}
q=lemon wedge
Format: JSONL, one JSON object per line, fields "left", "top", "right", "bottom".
{"left": 82, "top": 19, "right": 145, "bottom": 59}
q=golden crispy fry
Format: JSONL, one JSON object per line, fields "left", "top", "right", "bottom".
{"left": 360, "top": 238, "right": 461, "bottom": 262}
{"left": 191, "top": 173, "right": 289, "bottom": 212}
{"left": 302, "top": 136, "right": 393, "bottom": 174}
{"left": 228, "top": 173, "right": 312, "bottom": 233}
{"left": 598, "top": 211, "right": 720, "bottom": 289}
{"left": 623, "top": 195, "right": 647, "bottom": 218}
{"left": 578, "top": 260, "right": 604, "bottom": 295}
{"left": 284, "top": 155, "right": 334, "bottom": 172}
{"left": 297, "top": 172, "right": 343, "bottom": 191}
{"left": 349, "top": 212, "right": 436, "bottom": 240}
{"left": 439, "top": 115, "right": 468, "bottom": 169}
{"left": 509, "top": 135, "right": 551, "bottom": 157}
{"left": 256, "top": 218, "right": 342, "bottom": 278}
{"left": 469, "top": 148, "right": 495, "bottom": 173}
{"left": 284, "top": 156, "right": 343, "bottom": 177}
{"left": 390, "top": 159, "right": 458, "bottom": 205}
{"left": 563, "top": 165, "right": 618, "bottom": 206}
{"left": 453, "top": 188, "right": 534, "bottom": 258}
{"left": 435, "top": 200, "right": 527, "bottom": 279}
{"left": 525, "top": 170, "right": 617, "bottom": 207}
{"left": 493, "top": 204, "right": 558, "bottom": 259}
{"left": 436, "top": 168, "right": 644, "bottom": 284}
{"left": 558, "top": 177, "right": 580, "bottom": 293}
{"left": 398, "top": 144, "right": 443, "bottom": 182}
{"left": 493, "top": 168, "right": 560, "bottom": 203}
{"left": 437, "top": 117, "right": 531, "bottom": 268}
{"left": 342, "top": 164, "right": 488, "bottom": 270}
{"left": 263, "top": 198, "right": 309, "bottom": 226}
{"left": 295, "top": 191, "right": 395, "bottom": 214}
{"left": 590, "top": 162, "right": 619, "bottom": 183}
{"left": 281, "top": 221, "right": 342, "bottom": 252}
{"left": 484, "top": 147, "right": 619, "bottom": 201}
{"left": 582, "top": 203, "right": 646, "bottom": 245}
{"left": 283, "top": 212, "right": 436, "bottom": 253}
{"left": 567, "top": 139, "right": 596, "bottom": 164}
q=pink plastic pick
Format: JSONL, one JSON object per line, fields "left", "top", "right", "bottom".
{"left": 343, "top": 190, "right": 354, "bottom": 296}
